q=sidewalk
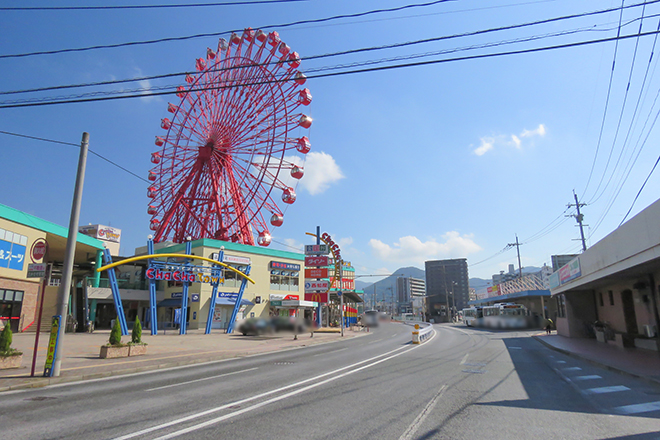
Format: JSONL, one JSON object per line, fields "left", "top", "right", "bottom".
{"left": 533, "top": 333, "right": 660, "bottom": 386}
{"left": 0, "top": 327, "right": 367, "bottom": 392}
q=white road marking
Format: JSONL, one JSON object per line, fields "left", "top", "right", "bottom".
{"left": 614, "top": 401, "right": 660, "bottom": 414}
{"left": 398, "top": 385, "right": 448, "bottom": 440}
{"left": 562, "top": 367, "right": 582, "bottom": 372}
{"left": 112, "top": 332, "right": 439, "bottom": 440}
{"left": 313, "top": 348, "right": 347, "bottom": 357}
{"left": 459, "top": 354, "right": 469, "bottom": 365}
{"left": 573, "top": 375, "right": 602, "bottom": 381}
{"left": 149, "top": 334, "right": 437, "bottom": 440}
{"left": 556, "top": 360, "right": 567, "bottom": 364}
{"left": 509, "top": 347, "right": 522, "bottom": 349}
{"left": 584, "top": 385, "right": 630, "bottom": 394}
{"left": 146, "top": 368, "right": 258, "bottom": 392}
{"left": 462, "top": 369, "right": 486, "bottom": 374}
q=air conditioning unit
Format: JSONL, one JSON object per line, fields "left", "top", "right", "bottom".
{"left": 643, "top": 325, "right": 657, "bottom": 338}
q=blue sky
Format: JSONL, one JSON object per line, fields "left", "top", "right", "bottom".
{"left": 2, "top": 0, "right": 660, "bottom": 281}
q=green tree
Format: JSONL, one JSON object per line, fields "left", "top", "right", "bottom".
{"left": 131, "top": 316, "right": 142, "bottom": 344}
{"left": 0, "top": 323, "right": 12, "bottom": 353}
{"left": 109, "top": 319, "right": 122, "bottom": 346}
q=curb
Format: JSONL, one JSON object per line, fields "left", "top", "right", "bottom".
{"left": 0, "top": 331, "right": 369, "bottom": 393}
{"left": 532, "top": 335, "right": 660, "bottom": 387}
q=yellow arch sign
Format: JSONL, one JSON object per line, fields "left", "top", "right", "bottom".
{"left": 96, "top": 253, "right": 255, "bottom": 284}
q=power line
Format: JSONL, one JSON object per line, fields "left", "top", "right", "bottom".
{"left": 587, "top": 2, "right": 650, "bottom": 204}
{"left": 618, "top": 153, "right": 660, "bottom": 226}
{"left": 4, "top": 27, "right": 660, "bottom": 110}
{"left": 582, "top": 0, "right": 627, "bottom": 200}
{"left": 0, "top": 0, "right": 459, "bottom": 59}
{"left": 0, "top": 0, "right": 308, "bottom": 11}
{"left": 2, "top": 1, "right": 652, "bottom": 98}
{"left": 1, "top": 22, "right": 617, "bottom": 105}
{"left": 0, "top": 129, "right": 149, "bottom": 183}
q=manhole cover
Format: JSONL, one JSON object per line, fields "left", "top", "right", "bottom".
{"left": 273, "top": 361, "right": 294, "bottom": 365}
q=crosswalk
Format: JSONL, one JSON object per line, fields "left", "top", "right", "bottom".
{"left": 547, "top": 354, "right": 660, "bottom": 416}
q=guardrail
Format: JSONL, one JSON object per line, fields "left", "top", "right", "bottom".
{"left": 409, "top": 322, "right": 433, "bottom": 344}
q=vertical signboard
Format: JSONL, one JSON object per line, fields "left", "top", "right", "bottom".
{"left": 43, "top": 315, "right": 62, "bottom": 377}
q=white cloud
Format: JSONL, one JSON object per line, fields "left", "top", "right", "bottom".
{"left": 339, "top": 236, "right": 353, "bottom": 247}
{"left": 473, "top": 137, "right": 495, "bottom": 156}
{"left": 368, "top": 232, "right": 482, "bottom": 265}
{"left": 521, "top": 124, "right": 546, "bottom": 138}
{"left": 473, "top": 124, "right": 546, "bottom": 156}
{"left": 297, "top": 151, "right": 345, "bottom": 195}
{"left": 134, "top": 67, "right": 162, "bottom": 103}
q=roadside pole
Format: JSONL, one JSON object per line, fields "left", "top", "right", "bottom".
{"left": 30, "top": 264, "right": 51, "bottom": 377}
{"left": 52, "top": 132, "right": 89, "bottom": 377}
{"left": 339, "top": 261, "right": 344, "bottom": 337}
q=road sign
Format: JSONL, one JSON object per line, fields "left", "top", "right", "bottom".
{"left": 305, "top": 255, "right": 329, "bottom": 267}
{"left": 43, "top": 315, "right": 61, "bottom": 377}
{"left": 30, "top": 238, "right": 48, "bottom": 263}
{"left": 304, "top": 244, "right": 329, "bottom": 255}
{"left": 337, "top": 291, "right": 342, "bottom": 297}
{"left": 304, "top": 280, "right": 329, "bottom": 292}
{"left": 305, "top": 268, "right": 328, "bottom": 279}
{"left": 26, "top": 263, "right": 47, "bottom": 278}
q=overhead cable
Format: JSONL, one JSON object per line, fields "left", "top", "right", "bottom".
{"left": 0, "top": 0, "right": 308, "bottom": 10}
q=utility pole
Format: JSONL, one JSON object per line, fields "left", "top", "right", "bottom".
{"left": 508, "top": 234, "right": 523, "bottom": 278}
{"left": 53, "top": 132, "right": 89, "bottom": 377}
{"left": 567, "top": 190, "right": 588, "bottom": 251}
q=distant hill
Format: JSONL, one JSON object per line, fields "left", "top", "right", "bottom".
{"left": 360, "top": 266, "right": 425, "bottom": 306}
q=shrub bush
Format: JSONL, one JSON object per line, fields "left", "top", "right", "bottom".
{"left": 109, "top": 319, "right": 122, "bottom": 346}
{"left": 131, "top": 317, "right": 142, "bottom": 344}
{"left": 0, "top": 323, "right": 12, "bottom": 353}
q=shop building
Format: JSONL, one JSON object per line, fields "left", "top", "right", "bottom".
{"left": 550, "top": 198, "right": 660, "bottom": 351}
{"left": 0, "top": 203, "right": 104, "bottom": 332}
{"left": 88, "top": 238, "right": 308, "bottom": 331}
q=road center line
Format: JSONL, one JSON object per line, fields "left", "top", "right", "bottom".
{"left": 151, "top": 334, "right": 436, "bottom": 440}
{"left": 112, "top": 344, "right": 415, "bottom": 440}
{"left": 312, "top": 348, "right": 347, "bottom": 357}
{"left": 459, "top": 354, "right": 469, "bottom": 365}
{"left": 146, "top": 368, "right": 258, "bottom": 392}
{"left": 399, "top": 385, "right": 448, "bottom": 440}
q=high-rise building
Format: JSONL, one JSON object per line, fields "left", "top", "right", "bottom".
{"left": 396, "top": 276, "right": 425, "bottom": 314}
{"left": 425, "top": 259, "right": 469, "bottom": 321}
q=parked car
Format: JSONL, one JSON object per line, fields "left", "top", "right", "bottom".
{"left": 238, "top": 318, "right": 273, "bottom": 336}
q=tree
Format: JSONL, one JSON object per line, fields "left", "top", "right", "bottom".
{"left": 0, "top": 323, "right": 12, "bottom": 353}
{"left": 131, "top": 316, "right": 142, "bottom": 344}
{"left": 109, "top": 319, "right": 122, "bottom": 346}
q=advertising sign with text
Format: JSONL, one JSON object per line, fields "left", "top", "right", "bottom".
{"left": 304, "top": 244, "right": 329, "bottom": 255}
{"left": 305, "top": 268, "right": 328, "bottom": 279}
{"left": 304, "top": 280, "right": 329, "bottom": 291}
{"left": 305, "top": 255, "right": 329, "bottom": 267}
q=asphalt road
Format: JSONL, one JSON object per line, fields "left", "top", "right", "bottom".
{"left": 2, "top": 322, "right": 660, "bottom": 440}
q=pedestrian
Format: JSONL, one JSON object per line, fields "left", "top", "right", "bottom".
{"left": 545, "top": 318, "right": 553, "bottom": 335}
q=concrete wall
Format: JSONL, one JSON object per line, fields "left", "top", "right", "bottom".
{"left": 560, "top": 290, "right": 597, "bottom": 338}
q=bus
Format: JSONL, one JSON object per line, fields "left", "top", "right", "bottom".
{"left": 362, "top": 310, "right": 379, "bottom": 327}
{"left": 462, "top": 307, "right": 483, "bottom": 327}
{"left": 481, "top": 303, "right": 529, "bottom": 329}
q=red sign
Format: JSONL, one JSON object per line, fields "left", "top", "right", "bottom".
{"left": 284, "top": 294, "right": 299, "bottom": 300}
{"left": 305, "top": 292, "right": 328, "bottom": 303}
{"left": 305, "top": 255, "right": 329, "bottom": 267}
{"left": 30, "top": 239, "right": 48, "bottom": 263}
{"left": 305, "top": 268, "right": 328, "bottom": 279}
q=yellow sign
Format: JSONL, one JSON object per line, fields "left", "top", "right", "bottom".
{"left": 43, "top": 315, "right": 61, "bottom": 377}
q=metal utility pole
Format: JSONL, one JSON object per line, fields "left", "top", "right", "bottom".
{"left": 567, "top": 190, "right": 588, "bottom": 251}
{"left": 508, "top": 234, "right": 523, "bottom": 278}
{"left": 53, "top": 132, "right": 89, "bottom": 377}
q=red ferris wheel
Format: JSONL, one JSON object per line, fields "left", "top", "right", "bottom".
{"left": 147, "top": 28, "right": 312, "bottom": 246}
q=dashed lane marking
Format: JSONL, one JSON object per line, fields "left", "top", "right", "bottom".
{"left": 562, "top": 367, "right": 582, "bottom": 371}
{"left": 584, "top": 385, "right": 630, "bottom": 395}
{"left": 614, "top": 401, "right": 660, "bottom": 415}
{"left": 574, "top": 375, "right": 602, "bottom": 381}
{"left": 459, "top": 354, "right": 469, "bottom": 365}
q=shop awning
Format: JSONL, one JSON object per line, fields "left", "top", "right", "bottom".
{"left": 330, "top": 291, "right": 363, "bottom": 303}
{"left": 157, "top": 298, "right": 183, "bottom": 307}
{"left": 216, "top": 297, "right": 254, "bottom": 306}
